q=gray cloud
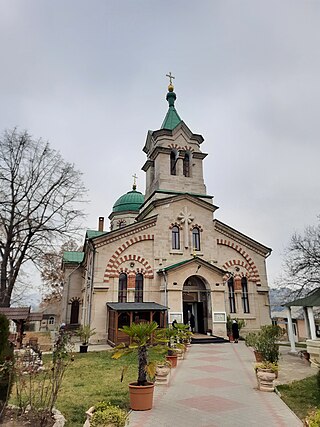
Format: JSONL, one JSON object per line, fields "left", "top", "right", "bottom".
{"left": 1, "top": 0, "right": 319, "bottom": 285}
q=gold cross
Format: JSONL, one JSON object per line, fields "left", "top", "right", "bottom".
{"left": 166, "top": 72, "right": 175, "bottom": 85}
{"left": 132, "top": 174, "right": 138, "bottom": 187}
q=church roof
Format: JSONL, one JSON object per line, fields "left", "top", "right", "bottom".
{"left": 63, "top": 251, "right": 84, "bottom": 263}
{"left": 161, "top": 85, "right": 182, "bottom": 130}
{"left": 158, "top": 257, "right": 227, "bottom": 275}
{"left": 86, "top": 230, "right": 106, "bottom": 239}
{"left": 112, "top": 188, "right": 144, "bottom": 213}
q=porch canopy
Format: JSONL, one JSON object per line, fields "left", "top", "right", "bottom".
{"left": 283, "top": 288, "right": 320, "bottom": 352}
{"left": 106, "top": 302, "right": 168, "bottom": 346}
{"left": 0, "top": 306, "right": 35, "bottom": 348}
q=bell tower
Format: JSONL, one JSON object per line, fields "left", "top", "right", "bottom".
{"left": 142, "top": 75, "right": 209, "bottom": 203}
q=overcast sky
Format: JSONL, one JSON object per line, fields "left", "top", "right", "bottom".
{"left": 1, "top": 0, "right": 320, "bottom": 289}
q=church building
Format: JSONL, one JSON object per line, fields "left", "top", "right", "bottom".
{"left": 61, "top": 78, "right": 272, "bottom": 344}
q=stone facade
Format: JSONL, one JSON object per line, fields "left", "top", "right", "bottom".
{"left": 61, "top": 87, "right": 272, "bottom": 342}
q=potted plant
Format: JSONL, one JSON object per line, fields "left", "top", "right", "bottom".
{"left": 77, "top": 325, "right": 96, "bottom": 353}
{"left": 254, "top": 361, "right": 278, "bottom": 392}
{"left": 245, "top": 325, "right": 283, "bottom": 363}
{"left": 112, "top": 321, "right": 159, "bottom": 411}
{"left": 245, "top": 331, "right": 263, "bottom": 361}
{"left": 154, "top": 358, "right": 172, "bottom": 386}
{"left": 160, "top": 327, "right": 179, "bottom": 368}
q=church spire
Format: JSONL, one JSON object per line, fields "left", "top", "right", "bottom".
{"left": 161, "top": 72, "right": 182, "bottom": 130}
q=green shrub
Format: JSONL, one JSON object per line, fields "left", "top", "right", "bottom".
{"left": 306, "top": 409, "right": 320, "bottom": 427}
{"left": 0, "top": 314, "right": 14, "bottom": 415}
{"left": 91, "top": 402, "right": 128, "bottom": 427}
{"left": 245, "top": 325, "right": 284, "bottom": 363}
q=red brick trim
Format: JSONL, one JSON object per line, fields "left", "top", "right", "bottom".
{"left": 169, "top": 222, "right": 183, "bottom": 230}
{"left": 217, "top": 239, "right": 261, "bottom": 284}
{"left": 190, "top": 224, "right": 203, "bottom": 232}
{"left": 104, "top": 235, "right": 154, "bottom": 283}
{"left": 167, "top": 143, "right": 194, "bottom": 152}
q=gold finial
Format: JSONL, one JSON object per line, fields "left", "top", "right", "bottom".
{"left": 132, "top": 173, "right": 138, "bottom": 190}
{"left": 166, "top": 72, "right": 175, "bottom": 92}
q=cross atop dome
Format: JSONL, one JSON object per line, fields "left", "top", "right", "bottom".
{"left": 161, "top": 72, "right": 182, "bottom": 130}
{"left": 166, "top": 71, "right": 175, "bottom": 91}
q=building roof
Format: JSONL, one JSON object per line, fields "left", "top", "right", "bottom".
{"left": 161, "top": 88, "right": 182, "bottom": 130}
{"left": 112, "top": 189, "right": 144, "bottom": 213}
{"left": 158, "top": 257, "right": 226, "bottom": 275}
{"left": 106, "top": 302, "right": 168, "bottom": 311}
{"left": 28, "top": 312, "right": 43, "bottom": 321}
{"left": 86, "top": 230, "right": 107, "bottom": 239}
{"left": 0, "top": 307, "right": 30, "bottom": 320}
{"left": 284, "top": 288, "right": 320, "bottom": 307}
{"left": 63, "top": 251, "right": 84, "bottom": 263}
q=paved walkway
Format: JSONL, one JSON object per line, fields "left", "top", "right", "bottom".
{"left": 129, "top": 342, "right": 304, "bottom": 427}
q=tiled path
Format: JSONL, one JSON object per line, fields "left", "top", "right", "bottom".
{"left": 129, "top": 342, "right": 303, "bottom": 427}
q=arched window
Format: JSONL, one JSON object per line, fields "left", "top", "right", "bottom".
{"left": 70, "top": 300, "right": 80, "bottom": 324}
{"left": 172, "top": 226, "right": 180, "bottom": 250}
{"left": 183, "top": 152, "right": 190, "bottom": 177}
{"left": 118, "top": 220, "right": 126, "bottom": 229}
{"left": 241, "top": 277, "right": 250, "bottom": 313}
{"left": 48, "top": 316, "right": 55, "bottom": 325}
{"left": 135, "top": 273, "right": 143, "bottom": 303}
{"left": 170, "top": 151, "right": 177, "bottom": 175}
{"left": 118, "top": 273, "right": 127, "bottom": 303}
{"left": 192, "top": 227, "right": 201, "bottom": 251}
{"left": 228, "top": 278, "right": 236, "bottom": 313}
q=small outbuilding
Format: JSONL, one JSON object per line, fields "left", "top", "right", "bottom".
{"left": 107, "top": 302, "right": 168, "bottom": 346}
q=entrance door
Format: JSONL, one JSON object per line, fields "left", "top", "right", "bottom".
{"left": 182, "top": 275, "right": 211, "bottom": 334}
{"left": 197, "top": 302, "right": 205, "bottom": 334}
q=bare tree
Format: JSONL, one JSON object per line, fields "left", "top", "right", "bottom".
{"left": 0, "top": 129, "right": 86, "bottom": 307}
{"left": 281, "top": 219, "right": 320, "bottom": 296}
{"left": 39, "top": 239, "right": 80, "bottom": 301}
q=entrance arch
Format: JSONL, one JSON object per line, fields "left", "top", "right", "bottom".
{"left": 182, "top": 275, "right": 211, "bottom": 334}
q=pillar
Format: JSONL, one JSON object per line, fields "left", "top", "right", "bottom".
{"left": 286, "top": 307, "right": 297, "bottom": 353}
{"left": 303, "top": 307, "right": 311, "bottom": 339}
{"left": 307, "top": 307, "right": 317, "bottom": 340}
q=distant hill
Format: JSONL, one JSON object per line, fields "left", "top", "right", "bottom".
{"left": 269, "top": 286, "right": 313, "bottom": 312}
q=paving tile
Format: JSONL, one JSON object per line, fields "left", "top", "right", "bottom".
{"left": 129, "top": 343, "right": 303, "bottom": 427}
{"left": 194, "top": 356, "right": 228, "bottom": 362}
{"left": 187, "top": 377, "right": 240, "bottom": 388}
{"left": 177, "top": 394, "right": 244, "bottom": 413}
{"left": 191, "top": 365, "right": 232, "bottom": 373}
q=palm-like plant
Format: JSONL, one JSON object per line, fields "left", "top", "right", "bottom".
{"left": 112, "top": 321, "right": 159, "bottom": 386}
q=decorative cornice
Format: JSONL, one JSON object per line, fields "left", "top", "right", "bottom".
{"left": 92, "top": 216, "right": 157, "bottom": 248}
{"left": 214, "top": 219, "right": 271, "bottom": 257}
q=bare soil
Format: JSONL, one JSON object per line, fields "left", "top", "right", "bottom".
{"left": 1, "top": 407, "right": 54, "bottom": 427}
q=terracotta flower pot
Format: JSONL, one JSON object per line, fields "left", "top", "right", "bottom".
{"left": 254, "top": 350, "right": 264, "bottom": 362}
{"left": 166, "top": 354, "right": 178, "bottom": 368}
{"left": 129, "top": 382, "right": 154, "bottom": 411}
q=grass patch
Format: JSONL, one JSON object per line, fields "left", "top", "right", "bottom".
{"left": 10, "top": 348, "right": 165, "bottom": 427}
{"left": 278, "top": 374, "right": 320, "bottom": 420}
{"left": 55, "top": 351, "right": 137, "bottom": 426}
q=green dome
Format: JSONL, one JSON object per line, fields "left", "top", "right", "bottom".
{"left": 112, "top": 189, "right": 144, "bottom": 213}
